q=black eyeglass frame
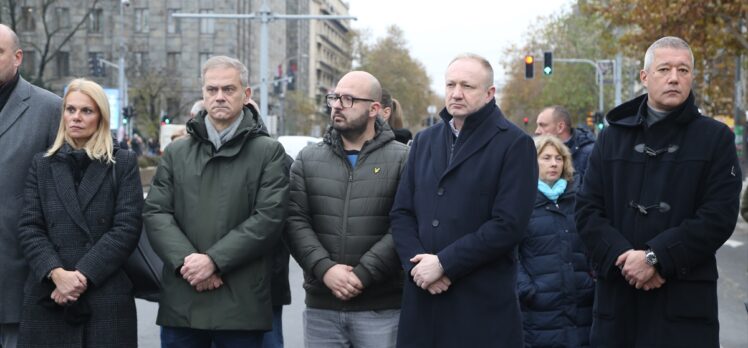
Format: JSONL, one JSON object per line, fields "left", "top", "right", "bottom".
{"left": 325, "top": 93, "right": 376, "bottom": 108}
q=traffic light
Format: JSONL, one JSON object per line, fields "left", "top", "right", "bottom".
{"left": 594, "top": 112, "right": 604, "bottom": 130}
{"left": 586, "top": 112, "right": 594, "bottom": 128}
{"left": 88, "top": 56, "right": 100, "bottom": 77}
{"left": 287, "top": 61, "right": 297, "bottom": 91}
{"left": 524, "top": 55, "right": 534, "bottom": 79}
{"left": 523, "top": 117, "right": 529, "bottom": 127}
{"left": 543, "top": 51, "right": 553, "bottom": 75}
{"left": 161, "top": 115, "right": 171, "bottom": 125}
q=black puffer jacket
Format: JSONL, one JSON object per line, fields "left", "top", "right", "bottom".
{"left": 565, "top": 127, "right": 595, "bottom": 187}
{"left": 286, "top": 118, "right": 409, "bottom": 311}
{"left": 517, "top": 187, "right": 594, "bottom": 348}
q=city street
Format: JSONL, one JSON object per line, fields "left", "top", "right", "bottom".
{"left": 137, "top": 222, "right": 748, "bottom": 348}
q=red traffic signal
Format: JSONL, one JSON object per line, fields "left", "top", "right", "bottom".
{"left": 523, "top": 117, "right": 529, "bottom": 125}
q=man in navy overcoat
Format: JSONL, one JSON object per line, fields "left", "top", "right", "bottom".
{"left": 390, "top": 53, "right": 537, "bottom": 347}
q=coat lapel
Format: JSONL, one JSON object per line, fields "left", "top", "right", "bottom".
{"left": 0, "top": 78, "right": 30, "bottom": 139}
{"left": 442, "top": 117, "right": 502, "bottom": 179}
{"left": 430, "top": 124, "right": 449, "bottom": 179}
{"left": 78, "top": 160, "right": 108, "bottom": 212}
{"left": 51, "top": 160, "right": 91, "bottom": 235}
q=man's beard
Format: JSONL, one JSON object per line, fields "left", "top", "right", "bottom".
{"left": 332, "top": 110, "right": 368, "bottom": 138}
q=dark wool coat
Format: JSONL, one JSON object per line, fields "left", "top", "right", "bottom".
{"left": 17, "top": 147, "right": 143, "bottom": 348}
{"left": 0, "top": 76, "right": 60, "bottom": 323}
{"left": 391, "top": 100, "right": 538, "bottom": 348}
{"left": 517, "top": 189, "right": 594, "bottom": 348}
{"left": 575, "top": 93, "right": 741, "bottom": 348}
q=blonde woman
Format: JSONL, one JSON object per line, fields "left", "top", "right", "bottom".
{"left": 17, "top": 78, "right": 142, "bottom": 347}
{"left": 516, "top": 135, "right": 594, "bottom": 348}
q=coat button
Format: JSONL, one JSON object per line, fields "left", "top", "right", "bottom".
{"left": 432, "top": 219, "right": 440, "bottom": 227}
{"left": 437, "top": 188, "right": 445, "bottom": 196}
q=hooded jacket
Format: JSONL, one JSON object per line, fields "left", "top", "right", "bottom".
{"left": 144, "top": 106, "right": 289, "bottom": 330}
{"left": 286, "top": 118, "right": 408, "bottom": 311}
{"left": 575, "top": 92, "right": 741, "bottom": 347}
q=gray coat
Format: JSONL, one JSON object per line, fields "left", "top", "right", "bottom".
{"left": 17, "top": 148, "right": 143, "bottom": 347}
{"left": 0, "top": 77, "right": 60, "bottom": 323}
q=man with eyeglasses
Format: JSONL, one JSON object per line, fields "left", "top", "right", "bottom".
{"left": 144, "top": 55, "right": 289, "bottom": 347}
{"left": 390, "top": 53, "right": 537, "bottom": 347}
{"left": 285, "top": 71, "right": 408, "bottom": 348}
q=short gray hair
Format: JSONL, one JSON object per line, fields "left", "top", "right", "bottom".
{"left": 545, "top": 105, "right": 572, "bottom": 130}
{"left": 201, "top": 55, "right": 249, "bottom": 87}
{"left": 643, "top": 36, "right": 694, "bottom": 71}
{"left": 448, "top": 53, "right": 494, "bottom": 88}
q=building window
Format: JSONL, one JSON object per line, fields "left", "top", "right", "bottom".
{"left": 55, "top": 8, "right": 71, "bottom": 31}
{"left": 20, "top": 6, "right": 36, "bottom": 31}
{"left": 167, "top": 8, "right": 181, "bottom": 34}
{"left": 134, "top": 8, "right": 149, "bottom": 33}
{"left": 21, "top": 51, "right": 36, "bottom": 77}
{"left": 167, "top": 52, "right": 180, "bottom": 69}
{"left": 88, "top": 9, "right": 103, "bottom": 33}
{"left": 199, "top": 9, "right": 214, "bottom": 34}
{"left": 56, "top": 52, "right": 70, "bottom": 77}
{"left": 198, "top": 52, "right": 211, "bottom": 76}
{"left": 132, "top": 52, "right": 148, "bottom": 76}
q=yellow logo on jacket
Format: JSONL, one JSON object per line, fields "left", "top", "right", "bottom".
{"left": 373, "top": 167, "right": 381, "bottom": 174}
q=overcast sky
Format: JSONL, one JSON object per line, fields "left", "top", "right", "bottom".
{"left": 346, "top": 0, "right": 572, "bottom": 93}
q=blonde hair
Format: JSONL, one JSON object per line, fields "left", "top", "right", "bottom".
{"left": 46, "top": 78, "right": 114, "bottom": 164}
{"left": 534, "top": 135, "right": 574, "bottom": 182}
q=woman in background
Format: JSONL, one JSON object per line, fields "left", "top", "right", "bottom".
{"left": 17, "top": 78, "right": 142, "bottom": 348}
{"left": 380, "top": 89, "right": 412, "bottom": 145}
{"left": 516, "top": 135, "right": 594, "bottom": 348}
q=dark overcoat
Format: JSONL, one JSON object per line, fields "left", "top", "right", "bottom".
{"left": 575, "top": 93, "right": 741, "bottom": 347}
{"left": 0, "top": 76, "right": 60, "bottom": 323}
{"left": 390, "top": 100, "right": 538, "bottom": 348}
{"left": 16, "top": 147, "right": 143, "bottom": 348}
{"left": 517, "top": 188, "right": 594, "bottom": 347}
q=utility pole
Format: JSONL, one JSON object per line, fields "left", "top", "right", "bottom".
{"left": 173, "top": 0, "right": 356, "bottom": 123}
{"left": 554, "top": 58, "right": 615, "bottom": 113}
{"left": 118, "top": 0, "right": 129, "bottom": 139}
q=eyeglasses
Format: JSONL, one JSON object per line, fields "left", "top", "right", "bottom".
{"left": 325, "top": 94, "right": 376, "bottom": 108}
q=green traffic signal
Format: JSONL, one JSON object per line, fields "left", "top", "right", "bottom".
{"left": 543, "top": 51, "right": 552, "bottom": 75}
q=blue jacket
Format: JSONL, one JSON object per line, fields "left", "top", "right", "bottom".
{"left": 517, "top": 188, "right": 594, "bottom": 348}
{"left": 565, "top": 127, "right": 595, "bottom": 188}
{"left": 576, "top": 92, "right": 741, "bottom": 347}
{"left": 391, "top": 100, "right": 537, "bottom": 348}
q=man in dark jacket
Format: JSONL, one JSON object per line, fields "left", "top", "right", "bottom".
{"left": 0, "top": 24, "right": 61, "bottom": 348}
{"left": 286, "top": 71, "right": 408, "bottom": 348}
{"left": 576, "top": 36, "right": 741, "bottom": 348}
{"left": 535, "top": 105, "right": 595, "bottom": 186}
{"left": 390, "top": 54, "right": 537, "bottom": 347}
{"left": 143, "top": 56, "right": 289, "bottom": 347}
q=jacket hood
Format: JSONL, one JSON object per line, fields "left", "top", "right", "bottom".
{"left": 606, "top": 91, "right": 699, "bottom": 128}
{"left": 322, "top": 116, "right": 395, "bottom": 156}
{"left": 187, "top": 105, "right": 267, "bottom": 147}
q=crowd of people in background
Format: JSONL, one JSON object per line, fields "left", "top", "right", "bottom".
{"left": 0, "top": 19, "right": 742, "bottom": 348}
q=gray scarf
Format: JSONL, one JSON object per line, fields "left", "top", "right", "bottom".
{"left": 205, "top": 114, "right": 244, "bottom": 150}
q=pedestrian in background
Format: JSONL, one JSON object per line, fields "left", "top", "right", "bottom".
{"left": 516, "top": 135, "right": 594, "bottom": 348}
{"left": 286, "top": 71, "right": 408, "bottom": 348}
{"left": 535, "top": 105, "right": 595, "bottom": 187}
{"left": 390, "top": 53, "right": 537, "bottom": 347}
{"left": 380, "top": 89, "right": 412, "bottom": 145}
{"left": 0, "top": 23, "right": 61, "bottom": 348}
{"left": 17, "top": 78, "right": 143, "bottom": 348}
{"left": 576, "top": 36, "right": 741, "bottom": 348}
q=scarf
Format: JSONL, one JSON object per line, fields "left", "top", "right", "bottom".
{"left": 538, "top": 178, "right": 567, "bottom": 202}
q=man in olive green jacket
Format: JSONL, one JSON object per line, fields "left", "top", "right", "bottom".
{"left": 143, "top": 56, "right": 289, "bottom": 348}
{"left": 286, "top": 71, "right": 408, "bottom": 348}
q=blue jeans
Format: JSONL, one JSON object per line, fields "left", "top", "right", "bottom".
{"left": 161, "top": 326, "right": 264, "bottom": 348}
{"left": 303, "top": 308, "right": 399, "bottom": 348}
{"left": 261, "top": 306, "right": 284, "bottom": 348}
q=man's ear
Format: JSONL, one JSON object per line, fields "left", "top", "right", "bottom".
{"left": 369, "top": 102, "right": 381, "bottom": 117}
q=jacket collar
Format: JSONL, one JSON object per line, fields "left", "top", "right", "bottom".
{"left": 187, "top": 105, "right": 265, "bottom": 156}
{"left": 606, "top": 91, "right": 699, "bottom": 128}
{"left": 0, "top": 75, "right": 31, "bottom": 139}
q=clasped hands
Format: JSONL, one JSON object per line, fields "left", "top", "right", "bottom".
{"left": 616, "top": 249, "right": 666, "bottom": 291}
{"left": 323, "top": 264, "right": 363, "bottom": 301}
{"left": 181, "top": 253, "right": 223, "bottom": 292}
{"left": 49, "top": 268, "right": 87, "bottom": 305}
{"left": 410, "top": 254, "right": 451, "bottom": 295}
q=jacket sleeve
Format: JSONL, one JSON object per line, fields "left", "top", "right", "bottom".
{"left": 645, "top": 127, "right": 741, "bottom": 279}
{"left": 390, "top": 132, "right": 427, "bottom": 274}
{"left": 575, "top": 129, "right": 633, "bottom": 278}
{"left": 352, "top": 148, "right": 409, "bottom": 287}
{"left": 436, "top": 134, "right": 537, "bottom": 281}
{"left": 143, "top": 147, "right": 199, "bottom": 274}
{"left": 284, "top": 150, "right": 337, "bottom": 281}
{"left": 76, "top": 151, "right": 143, "bottom": 286}
{"left": 205, "top": 142, "right": 289, "bottom": 274}
{"left": 17, "top": 155, "right": 65, "bottom": 283}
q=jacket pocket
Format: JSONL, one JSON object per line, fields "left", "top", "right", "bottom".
{"left": 665, "top": 280, "right": 717, "bottom": 321}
